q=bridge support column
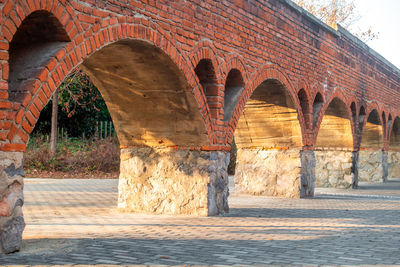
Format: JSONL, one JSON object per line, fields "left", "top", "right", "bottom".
{"left": 234, "top": 148, "right": 315, "bottom": 198}
{"left": 315, "top": 149, "right": 353, "bottom": 188}
{"left": 358, "top": 150, "right": 387, "bottom": 182}
{"left": 0, "top": 152, "right": 25, "bottom": 254}
{"left": 352, "top": 151, "right": 359, "bottom": 188}
{"left": 388, "top": 151, "right": 400, "bottom": 179}
{"left": 118, "top": 147, "right": 229, "bottom": 216}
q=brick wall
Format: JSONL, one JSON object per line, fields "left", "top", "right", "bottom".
{"left": 0, "top": 0, "right": 399, "bottom": 152}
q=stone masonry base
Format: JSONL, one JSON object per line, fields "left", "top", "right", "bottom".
{"left": 118, "top": 147, "right": 230, "bottom": 216}
{"left": 234, "top": 148, "right": 315, "bottom": 198}
{"left": 315, "top": 150, "right": 353, "bottom": 188}
{"left": 358, "top": 150, "right": 386, "bottom": 183}
{"left": 388, "top": 151, "right": 400, "bottom": 179}
{"left": 0, "top": 152, "right": 25, "bottom": 254}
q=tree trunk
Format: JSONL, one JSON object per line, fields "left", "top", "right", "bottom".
{"left": 50, "top": 89, "right": 58, "bottom": 157}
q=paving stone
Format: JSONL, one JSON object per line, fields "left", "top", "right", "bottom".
{"left": 0, "top": 178, "right": 400, "bottom": 265}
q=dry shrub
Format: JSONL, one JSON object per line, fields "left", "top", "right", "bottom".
{"left": 24, "top": 136, "right": 120, "bottom": 177}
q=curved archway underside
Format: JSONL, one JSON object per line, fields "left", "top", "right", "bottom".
{"left": 81, "top": 39, "right": 209, "bottom": 147}
{"left": 316, "top": 98, "right": 353, "bottom": 149}
{"left": 360, "top": 109, "right": 383, "bottom": 149}
{"left": 390, "top": 117, "right": 400, "bottom": 150}
{"left": 9, "top": 10, "right": 70, "bottom": 102}
{"left": 235, "top": 79, "right": 302, "bottom": 149}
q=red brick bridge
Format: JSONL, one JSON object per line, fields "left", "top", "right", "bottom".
{"left": 0, "top": 0, "right": 399, "bottom": 253}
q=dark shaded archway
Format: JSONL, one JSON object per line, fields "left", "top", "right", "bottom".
{"left": 194, "top": 59, "right": 220, "bottom": 119}
{"left": 224, "top": 69, "right": 244, "bottom": 122}
{"left": 312, "top": 92, "right": 323, "bottom": 127}
{"left": 9, "top": 10, "right": 70, "bottom": 103}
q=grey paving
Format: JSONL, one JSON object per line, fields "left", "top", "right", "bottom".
{"left": 0, "top": 178, "right": 400, "bottom": 266}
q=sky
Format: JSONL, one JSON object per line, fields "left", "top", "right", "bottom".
{"left": 351, "top": 0, "right": 400, "bottom": 69}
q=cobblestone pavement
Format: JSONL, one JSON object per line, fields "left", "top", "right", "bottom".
{"left": 1, "top": 178, "right": 400, "bottom": 266}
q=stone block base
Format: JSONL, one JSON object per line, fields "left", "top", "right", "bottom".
{"left": 0, "top": 152, "right": 25, "bottom": 254}
{"left": 118, "top": 148, "right": 229, "bottom": 216}
{"left": 358, "top": 150, "right": 385, "bottom": 182}
{"left": 388, "top": 151, "right": 400, "bottom": 179}
{"left": 315, "top": 150, "right": 353, "bottom": 188}
{"left": 234, "top": 148, "right": 311, "bottom": 198}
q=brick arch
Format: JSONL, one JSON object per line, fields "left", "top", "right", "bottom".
{"left": 189, "top": 40, "right": 219, "bottom": 72}
{"left": 387, "top": 111, "right": 397, "bottom": 142}
{"left": 313, "top": 91, "right": 356, "bottom": 149}
{"left": 297, "top": 79, "right": 312, "bottom": 130}
{"left": 4, "top": 18, "right": 213, "bottom": 151}
{"left": 190, "top": 40, "right": 220, "bottom": 121}
{"left": 1, "top": 0, "right": 80, "bottom": 43}
{"left": 225, "top": 64, "right": 306, "bottom": 146}
{"left": 219, "top": 54, "right": 248, "bottom": 84}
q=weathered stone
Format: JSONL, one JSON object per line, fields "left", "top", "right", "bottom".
{"left": 315, "top": 150, "right": 352, "bottom": 188}
{"left": 358, "top": 150, "right": 384, "bottom": 182}
{"left": 118, "top": 147, "right": 229, "bottom": 216}
{"left": 1, "top": 216, "right": 25, "bottom": 253}
{"left": 352, "top": 151, "right": 359, "bottom": 188}
{"left": 382, "top": 151, "right": 388, "bottom": 182}
{"left": 234, "top": 148, "right": 305, "bottom": 198}
{"left": 0, "top": 152, "right": 25, "bottom": 254}
{"left": 388, "top": 151, "right": 400, "bottom": 179}
{"left": 300, "top": 150, "right": 316, "bottom": 197}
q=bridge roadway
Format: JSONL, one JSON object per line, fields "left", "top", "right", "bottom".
{"left": 0, "top": 178, "right": 399, "bottom": 266}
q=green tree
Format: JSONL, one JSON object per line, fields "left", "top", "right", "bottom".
{"left": 32, "top": 69, "right": 112, "bottom": 138}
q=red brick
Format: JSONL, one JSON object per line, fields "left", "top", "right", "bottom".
{"left": 0, "top": 143, "right": 26, "bottom": 152}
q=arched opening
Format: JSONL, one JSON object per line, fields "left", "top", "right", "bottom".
{"left": 5, "top": 37, "right": 220, "bottom": 256}
{"left": 388, "top": 114, "right": 393, "bottom": 135}
{"left": 350, "top": 102, "right": 357, "bottom": 124}
{"left": 194, "top": 59, "right": 220, "bottom": 119}
{"left": 316, "top": 98, "right": 353, "bottom": 148}
{"left": 361, "top": 109, "right": 382, "bottom": 149}
{"left": 312, "top": 92, "right": 323, "bottom": 127}
{"left": 224, "top": 69, "right": 244, "bottom": 121}
{"left": 81, "top": 40, "right": 209, "bottom": 148}
{"left": 315, "top": 98, "right": 353, "bottom": 188}
{"left": 382, "top": 111, "right": 387, "bottom": 139}
{"left": 358, "top": 109, "right": 384, "bottom": 182}
{"left": 233, "top": 79, "right": 303, "bottom": 197}
{"left": 359, "top": 106, "right": 366, "bottom": 132}
{"left": 388, "top": 117, "right": 400, "bottom": 179}
{"left": 9, "top": 10, "right": 70, "bottom": 102}
{"left": 298, "top": 89, "right": 310, "bottom": 128}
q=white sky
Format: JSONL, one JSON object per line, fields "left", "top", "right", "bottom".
{"left": 351, "top": 0, "right": 400, "bottom": 69}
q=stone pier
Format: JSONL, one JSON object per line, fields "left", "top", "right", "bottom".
{"left": 234, "top": 148, "right": 315, "bottom": 198}
{"left": 315, "top": 149, "right": 353, "bottom": 188}
{"left": 388, "top": 151, "right": 400, "bottom": 179}
{"left": 118, "top": 147, "right": 230, "bottom": 216}
{"left": 0, "top": 152, "right": 25, "bottom": 254}
{"left": 358, "top": 150, "right": 387, "bottom": 182}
